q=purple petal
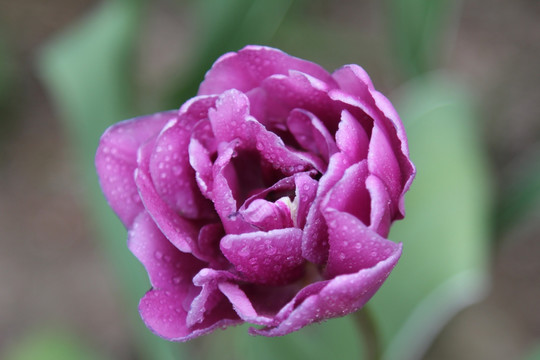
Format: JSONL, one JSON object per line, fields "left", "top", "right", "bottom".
{"left": 198, "top": 45, "right": 335, "bottom": 96}
{"left": 189, "top": 119, "right": 217, "bottom": 198}
{"left": 324, "top": 209, "right": 400, "bottom": 278}
{"left": 208, "top": 89, "right": 315, "bottom": 175}
{"left": 240, "top": 198, "right": 294, "bottom": 231}
{"left": 260, "top": 71, "right": 340, "bottom": 130}
{"left": 336, "top": 110, "right": 370, "bottom": 163}
{"left": 293, "top": 173, "right": 318, "bottom": 229}
{"left": 370, "top": 90, "right": 416, "bottom": 217}
{"left": 128, "top": 211, "right": 206, "bottom": 290}
{"left": 210, "top": 141, "right": 253, "bottom": 234}
{"left": 287, "top": 109, "right": 338, "bottom": 165}
{"left": 331, "top": 65, "right": 415, "bottom": 218}
{"left": 139, "top": 288, "right": 240, "bottom": 342}
{"left": 220, "top": 228, "right": 304, "bottom": 285}
{"left": 321, "top": 161, "right": 371, "bottom": 227}
{"left": 186, "top": 268, "right": 240, "bottom": 329}
{"left": 367, "top": 124, "right": 401, "bottom": 214}
{"left": 95, "top": 111, "right": 176, "bottom": 227}
{"left": 301, "top": 152, "right": 351, "bottom": 264}
{"left": 135, "top": 140, "right": 207, "bottom": 259}
{"left": 197, "top": 223, "right": 228, "bottom": 268}
{"left": 366, "top": 174, "right": 392, "bottom": 237}
{"left": 218, "top": 282, "right": 277, "bottom": 326}
{"left": 149, "top": 97, "right": 217, "bottom": 219}
{"left": 251, "top": 243, "right": 402, "bottom": 336}
{"left": 129, "top": 212, "right": 238, "bottom": 342}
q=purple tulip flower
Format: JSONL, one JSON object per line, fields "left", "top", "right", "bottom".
{"left": 95, "top": 45, "right": 415, "bottom": 341}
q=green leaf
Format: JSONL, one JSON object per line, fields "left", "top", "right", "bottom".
{"left": 37, "top": 1, "right": 180, "bottom": 359}
{"left": 370, "top": 73, "right": 491, "bottom": 360}
{"left": 496, "top": 146, "right": 540, "bottom": 232}
{"left": 191, "top": 317, "right": 364, "bottom": 360}
{"left": 3, "top": 331, "right": 105, "bottom": 360}
{"left": 384, "top": 0, "right": 460, "bottom": 78}
{"left": 524, "top": 343, "right": 540, "bottom": 360}
{"left": 164, "top": 0, "right": 294, "bottom": 108}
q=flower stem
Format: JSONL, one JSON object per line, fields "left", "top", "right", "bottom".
{"left": 354, "top": 306, "right": 382, "bottom": 360}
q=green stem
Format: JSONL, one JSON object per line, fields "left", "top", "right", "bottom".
{"left": 354, "top": 306, "right": 382, "bottom": 360}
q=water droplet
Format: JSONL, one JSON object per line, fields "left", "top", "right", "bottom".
{"left": 172, "top": 276, "right": 182, "bottom": 284}
{"left": 221, "top": 237, "right": 232, "bottom": 250}
{"left": 172, "top": 165, "right": 183, "bottom": 176}
{"left": 154, "top": 251, "right": 163, "bottom": 260}
{"left": 239, "top": 247, "right": 250, "bottom": 257}
{"left": 265, "top": 245, "right": 276, "bottom": 256}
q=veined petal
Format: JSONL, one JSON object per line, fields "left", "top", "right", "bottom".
{"left": 324, "top": 209, "right": 399, "bottom": 278}
{"left": 250, "top": 243, "right": 401, "bottom": 336}
{"left": 220, "top": 228, "right": 304, "bottom": 285}
{"left": 95, "top": 111, "right": 176, "bottom": 227}
{"left": 198, "top": 45, "right": 335, "bottom": 96}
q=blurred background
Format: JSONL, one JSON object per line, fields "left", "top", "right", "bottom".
{"left": 0, "top": 0, "right": 539, "bottom": 359}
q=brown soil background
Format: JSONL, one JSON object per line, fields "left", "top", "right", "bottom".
{"left": 0, "top": 0, "right": 539, "bottom": 359}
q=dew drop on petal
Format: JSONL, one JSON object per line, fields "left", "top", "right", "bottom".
{"left": 239, "top": 246, "right": 250, "bottom": 257}
{"left": 221, "top": 237, "right": 232, "bottom": 250}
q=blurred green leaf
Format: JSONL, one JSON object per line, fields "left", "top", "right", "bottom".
{"left": 37, "top": 1, "right": 180, "bottom": 359}
{"left": 384, "top": 0, "right": 459, "bottom": 78}
{"left": 524, "top": 343, "right": 540, "bottom": 360}
{"left": 0, "top": 34, "right": 14, "bottom": 108}
{"left": 0, "top": 32, "right": 18, "bottom": 152}
{"left": 496, "top": 146, "right": 540, "bottom": 232}
{"left": 370, "top": 73, "right": 491, "bottom": 360}
{"left": 191, "top": 317, "right": 364, "bottom": 360}
{"left": 165, "top": 0, "right": 293, "bottom": 108}
{"left": 3, "top": 331, "right": 105, "bottom": 360}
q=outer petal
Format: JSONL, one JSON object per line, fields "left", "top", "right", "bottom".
{"left": 301, "top": 108, "right": 371, "bottom": 263}
{"left": 128, "top": 212, "right": 205, "bottom": 290}
{"left": 95, "top": 111, "right": 176, "bottom": 227}
{"left": 321, "top": 161, "right": 371, "bottom": 227}
{"left": 220, "top": 228, "right": 304, "bottom": 285}
{"left": 324, "top": 209, "right": 399, "bottom": 278}
{"left": 128, "top": 211, "right": 234, "bottom": 341}
{"left": 251, "top": 243, "right": 402, "bottom": 336}
{"left": 366, "top": 174, "right": 392, "bottom": 237}
{"left": 218, "top": 282, "right": 277, "bottom": 326}
{"left": 371, "top": 90, "right": 416, "bottom": 216}
{"left": 260, "top": 71, "right": 340, "bottom": 130}
{"left": 301, "top": 152, "right": 349, "bottom": 264}
{"left": 336, "top": 110, "right": 370, "bottom": 163}
{"left": 189, "top": 119, "right": 217, "bottom": 198}
{"left": 210, "top": 141, "right": 253, "bottom": 234}
{"left": 186, "top": 269, "right": 241, "bottom": 329}
{"left": 139, "top": 288, "right": 240, "bottom": 342}
{"left": 331, "top": 64, "right": 415, "bottom": 217}
{"left": 149, "top": 96, "right": 217, "bottom": 219}
{"left": 293, "top": 173, "right": 318, "bottom": 229}
{"left": 198, "top": 45, "right": 335, "bottom": 95}
{"left": 135, "top": 140, "right": 206, "bottom": 259}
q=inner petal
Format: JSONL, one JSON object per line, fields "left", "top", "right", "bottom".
{"left": 220, "top": 228, "right": 305, "bottom": 285}
{"left": 287, "top": 109, "right": 338, "bottom": 165}
{"left": 240, "top": 197, "right": 295, "bottom": 231}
